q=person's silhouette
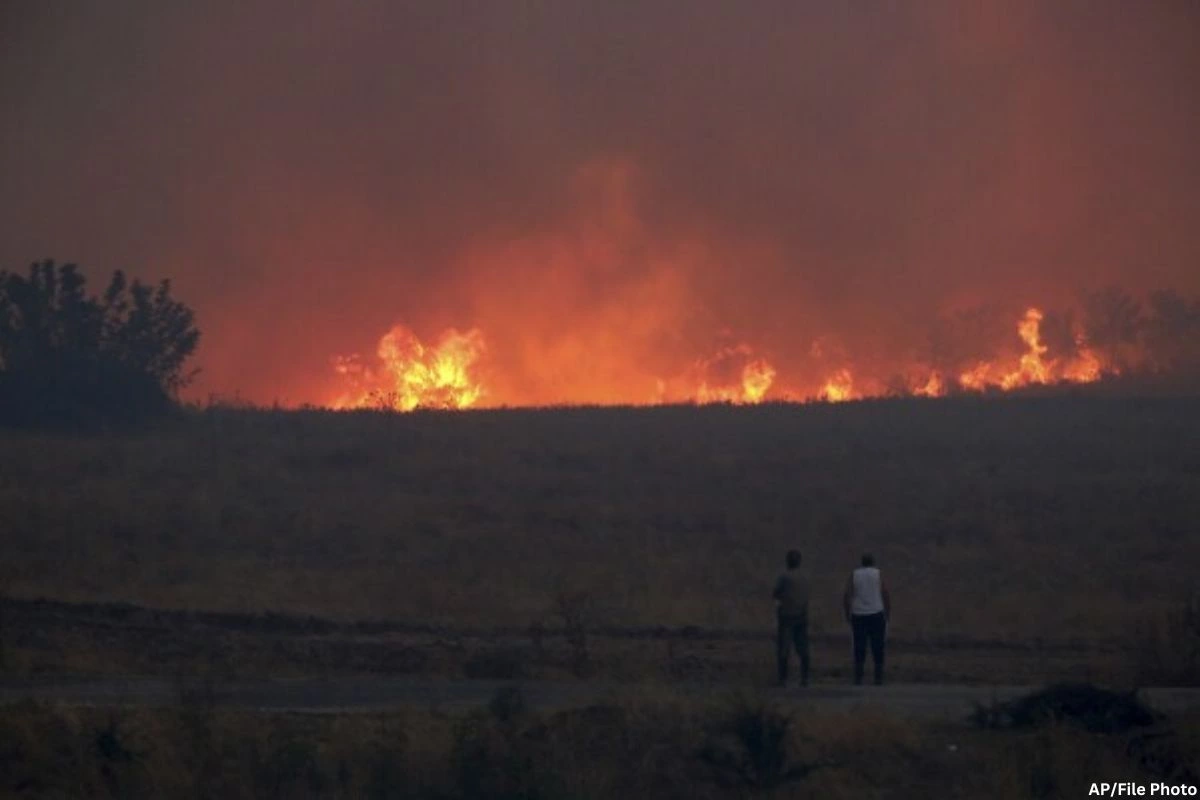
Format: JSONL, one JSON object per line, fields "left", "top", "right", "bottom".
{"left": 772, "top": 549, "right": 811, "bottom": 687}
{"left": 843, "top": 552, "right": 890, "bottom": 685}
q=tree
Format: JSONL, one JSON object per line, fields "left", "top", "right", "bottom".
{"left": 1144, "top": 289, "right": 1200, "bottom": 375}
{"left": 0, "top": 260, "right": 200, "bottom": 427}
{"left": 1082, "top": 287, "right": 1144, "bottom": 372}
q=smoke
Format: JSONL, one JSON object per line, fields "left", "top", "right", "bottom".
{"left": 2, "top": 1, "right": 1198, "bottom": 404}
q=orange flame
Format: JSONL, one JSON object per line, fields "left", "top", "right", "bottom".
{"left": 332, "top": 325, "right": 485, "bottom": 411}
{"left": 956, "top": 307, "right": 1105, "bottom": 392}
{"left": 1064, "top": 335, "right": 1103, "bottom": 383}
{"left": 913, "top": 371, "right": 945, "bottom": 398}
{"left": 693, "top": 345, "right": 777, "bottom": 404}
{"left": 330, "top": 304, "right": 1117, "bottom": 411}
{"left": 818, "top": 369, "right": 856, "bottom": 402}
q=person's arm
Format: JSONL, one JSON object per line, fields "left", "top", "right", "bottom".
{"left": 772, "top": 575, "right": 784, "bottom": 604}
{"left": 881, "top": 575, "right": 891, "bottom": 622}
{"left": 842, "top": 574, "right": 853, "bottom": 622}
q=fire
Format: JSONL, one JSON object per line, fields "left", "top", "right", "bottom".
{"left": 1064, "top": 337, "right": 1102, "bottom": 383}
{"left": 331, "top": 325, "right": 485, "bottom": 411}
{"left": 1001, "top": 308, "right": 1052, "bottom": 389}
{"left": 955, "top": 307, "right": 1105, "bottom": 392}
{"left": 913, "top": 372, "right": 945, "bottom": 398}
{"left": 329, "top": 304, "right": 1118, "bottom": 411}
{"left": 819, "top": 369, "right": 856, "bottom": 402}
{"left": 741, "top": 359, "right": 776, "bottom": 402}
{"left": 304, "top": 166, "right": 1189, "bottom": 412}
{"left": 693, "top": 345, "right": 777, "bottom": 404}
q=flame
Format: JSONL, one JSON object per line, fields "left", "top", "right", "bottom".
{"left": 958, "top": 362, "right": 992, "bottom": 392}
{"left": 913, "top": 371, "right": 945, "bottom": 398}
{"left": 332, "top": 325, "right": 485, "bottom": 411}
{"left": 1000, "top": 308, "right": 1051, "bottom": 389}
{"left": 1064, "top": 335, "right": 1103, "bottom": 383}
{"left": 741, "top": 359, "right": 776, "bottom": 402}
{"left": 328, "top": 304, "right": 1120, "bottom": 411}
{"left": 955, "top": 307, "right": 1105, "bottom": 392}
{"left": 693, "top": 345, "right": 777, "bottom": 404}
{"left": 819, "top": 369, "right": 856, "bottom": 402}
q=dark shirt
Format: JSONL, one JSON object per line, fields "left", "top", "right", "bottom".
{"left": 773, "top": 569, "right": 810, "bottom": 618}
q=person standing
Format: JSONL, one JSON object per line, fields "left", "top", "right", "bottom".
{"left": 843, "top": 552, "right": 890, "bottom": 685}
{"left": 773, "top": 549, "right": 811, "bottom": 687}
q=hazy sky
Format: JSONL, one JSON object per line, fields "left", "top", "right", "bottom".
{"left": 3, "top": 1, "right": 1199, "bottom": 403}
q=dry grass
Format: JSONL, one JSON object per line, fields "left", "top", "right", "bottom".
{"left": 0, "top": 691, "right": 1195, "bottom": 799}
{"left": 1, "top": 396, "right": 1197, "bottom": 650}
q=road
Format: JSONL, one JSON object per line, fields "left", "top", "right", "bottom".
{"left": 2, "top": 677, "right": 1198, "bottom": 719}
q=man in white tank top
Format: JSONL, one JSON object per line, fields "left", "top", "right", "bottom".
{"left": 842, "top": 553, "right": 890, "bottom": 685}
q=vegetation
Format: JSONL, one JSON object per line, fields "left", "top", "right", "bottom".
{"left": 0, "top": 260, "right": 199, "bottom": 427}
{"left": 3, "top": 396, "right": 1197, "bottom": 633}
{"left": 0, "top": 688, "right": 1194, "bottom": 798}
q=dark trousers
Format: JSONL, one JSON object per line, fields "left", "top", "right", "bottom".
{"left": 851, "top": 612, "right": 887, "bottom": 684}
{"left": 776, "top": 615, "right": 810, "bottom": 685}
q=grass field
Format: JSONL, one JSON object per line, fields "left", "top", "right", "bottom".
{"left": 2, "top": 689, "right": 1196, "bottom": 798}
{"left": 1, "top": 396, "right": 1197, "bottom": 681}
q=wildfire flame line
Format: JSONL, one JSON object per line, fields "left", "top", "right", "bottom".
{"left": 957, "top": 307, "right": 1105, "bottom": 393}
{"left": 329, "top": 305, "right": 1110, "bottom": 411}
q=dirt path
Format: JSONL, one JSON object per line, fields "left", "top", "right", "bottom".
{"left": 1, "top": 596, "right": 1138, "bottom": 687}
{"left": 2, "top": 677, "right": 1198, "bottom": 719}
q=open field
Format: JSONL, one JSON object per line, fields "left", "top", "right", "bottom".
{"left": 2, "top": 396, "right": 1198, "bottom": 684}
{"left": 0, "top": 595, "right": 1148, "bottom": 686}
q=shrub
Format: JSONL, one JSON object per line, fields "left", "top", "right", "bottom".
{"left": 698, "top": 695, "right": 833, "bottom": 790}
{"left": 0, "top": 260, "right": 199, "bottom": 428}
{"left": 970, "top": 684, "right": 1159, "bottom": 734}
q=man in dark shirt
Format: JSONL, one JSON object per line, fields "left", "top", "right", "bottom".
{"left": 773, "top": 549, "right": 811, "bottom": 687}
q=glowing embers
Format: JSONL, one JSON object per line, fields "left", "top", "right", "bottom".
{"left": 332, "top": 325, "right": 486, "bottom": 411}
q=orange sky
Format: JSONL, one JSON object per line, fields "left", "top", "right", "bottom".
{"left": 2, "top": 2, "right": 1199, "bottom": 406}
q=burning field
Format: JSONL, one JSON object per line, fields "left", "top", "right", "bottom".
{"left": 327, "top": 298, "right": 1170, "bottom": 411}
{"left": 5, "top": 3, "right": 1200, "bottom": 796}
{"left": 8, "top": 5, "right": 1200, "bottom": 411}
{"left": 313, "top": 163, "right": 1200, "bottom": 413}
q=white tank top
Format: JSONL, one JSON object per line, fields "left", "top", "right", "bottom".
{"left": 850, "top": 567, "right": 884, "bottom": 616}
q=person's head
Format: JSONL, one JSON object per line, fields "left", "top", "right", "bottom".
{"left": 861, "top": 552, "right": 875, "bottom": 567}
{"left": 785, "top": 549, "right": 802, "bottom": 569}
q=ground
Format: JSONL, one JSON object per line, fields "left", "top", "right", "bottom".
{"left": 2, "top": 396, "right": 1198, "bottom": 796}
{"left": 2, "top": 396, "right": 1198, "bottom": 684}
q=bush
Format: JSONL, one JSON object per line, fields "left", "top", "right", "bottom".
{"left": 698, "top": 695, "right": 833, "bottom": 790}
{"left": 0, "top": 260, "right": 199, "bottom": 428}
{"left": 970, "top": 684, "right": 1159, "bottom": 734}
{"left": 449, "top": 687, "right": 561, "bottom": 799}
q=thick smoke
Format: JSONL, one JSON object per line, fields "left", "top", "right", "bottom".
{"left": 2, "top": 1, "right": 1198, "bottom": 403}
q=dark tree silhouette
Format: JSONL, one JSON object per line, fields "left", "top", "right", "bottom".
{"left": 1145, "top": 289, "right": 1200, "bottom": 375}
{"left": 1082, "top": 287, "right": 1144, "bottom": 372}
{"left": 0, "top": 260, "right": 199, "bottom": 427}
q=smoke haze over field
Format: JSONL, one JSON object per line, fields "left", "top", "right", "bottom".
{"left": 2, "top": 2, "right": 1199, "bottom": 405}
